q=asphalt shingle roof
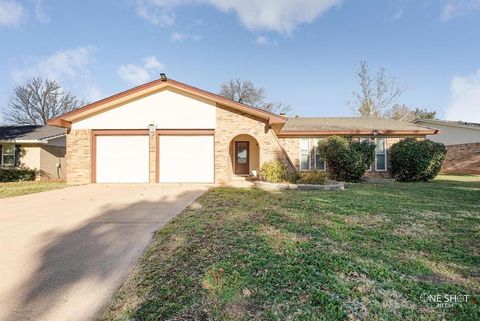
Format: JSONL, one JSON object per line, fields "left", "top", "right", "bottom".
{"left": 0, "top": 125, "right": 66, "bottom": 141}
{"left": 413, "top": 118, "right": 480, "bottom": 130}
{"left": 281, "top": 117, "right": 433, "bottom": 132}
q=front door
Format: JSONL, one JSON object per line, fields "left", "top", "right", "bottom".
{"left": 235, "top": 141, "right": 249, "bottom": 175}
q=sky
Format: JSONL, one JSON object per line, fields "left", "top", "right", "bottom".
{"left": 0, "top": 0, "right": 479, "bottom": 123}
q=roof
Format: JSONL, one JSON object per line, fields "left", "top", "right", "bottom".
{"left": 48, "top": 77, "right": 287, "bottom": 128}
{"left": 279, "top": 117, "right": 438, "bottom": 136}
{"left": 412, "top": 118, "right": 480, "bottom": 131}
{"left": 0, "top": 125, "right": 66, "bottom": 142}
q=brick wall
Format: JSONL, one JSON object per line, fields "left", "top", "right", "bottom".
{"left": 278, "top": 137, "right": 299, "bottom": 169}
{"left": 66, "top": 129, "right": 92, "bottom": 184}
{"left": 441, "top": 142, "right": 480, "bottom": 174}
{"left": 279, "top": 136, "right": 419, "bottom": 179}
{"left": 215, "top": 104, "right": 293, "bottom": 184}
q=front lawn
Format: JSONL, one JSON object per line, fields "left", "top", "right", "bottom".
{"left": 103, "top": 175, "right": 480, "bottom": 321}
{"left": 0, "top": 181, "right": 66, "bottom": 198}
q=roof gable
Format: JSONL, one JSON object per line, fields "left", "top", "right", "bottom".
{"left": 48, "top": 78, "right": 286, "bottom": 128}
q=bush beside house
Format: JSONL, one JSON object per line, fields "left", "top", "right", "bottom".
{"left": 390, "top": 138, "right": 446, "bottom": 182}
{"left": 260, "top": 161, "right": 289, "bottom": 183}
{"left": 0, "top": 168, "right": 37, "bottom": 182}
{"left": 296, "top": 171, "right": 327, "bottom": 184}
{"left": 260, "top": 161, "right": 327, "bottom": 185}
{"left": 318, "top": 136, "right": 375, "bottom": 182}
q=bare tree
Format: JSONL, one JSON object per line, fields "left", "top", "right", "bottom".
{"left": 3, "top": 77, "right": 84, "bottom": 125}
{"left": 262, "top": 101, "right": 291, "bottom": 114}
{"left": 219, "top": 78, "right": 291, "bottom": 114}
{"left": 385, "top": 104, "right": 415, "bottom": 122}
{"left": 352, "top": 61, "right": 405, "bottom": 117}
{"left": 220, "top": 79, "right": 265, "bottom": 107}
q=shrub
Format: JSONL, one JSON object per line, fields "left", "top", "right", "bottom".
{"left": 318, "top": 136, "right": 375, "bottom": 182}
{"left": 260, "top": 161, "right": 288, "bottom": 183}
{"left": 0, "top": 167, "right": 37, "bottom": 182}
{"left": 390, "top": 138, "right": 446, "bottom": 182}
{"left": 296, "top": 171, "right": 327, "bottom": 185}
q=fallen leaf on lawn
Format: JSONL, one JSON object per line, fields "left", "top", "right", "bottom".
{"left": 202, "top": 280, "right": 213, "bottom": 290}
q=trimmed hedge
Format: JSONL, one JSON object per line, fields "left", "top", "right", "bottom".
{"left": 318, "top": 136, "right": 375, "bottom": 182}
{"left": 0, "top": 168, "right": 37, "bottom": 182}
{"left": 260, "top": 161, "right": 288, "bottom": 183}
{"left": 390, "top": 138, "right": 446, "bottom": 182}
{"left": 260, "top": 161, "right": 328, "bottom": 185}
{"left": 296, "top": 171, "right": 327, "bottom": 185}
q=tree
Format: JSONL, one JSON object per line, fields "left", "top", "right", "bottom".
{"left": 413, "top": 108, "right": 436, "bottom": 119}
{"left": 385, "top": 105, "right": 437, "bottom": 122}
{"left": 219, "top": 78, "right": 291, "bottom": 114}
{"left": 352, "top": 61, "right": 405, "bottom": 117}
{"left": 385, "top": 104, "right": 416, "bottom": 122}
{"left": 3, "top": 77, "right": 84, "bottom": 125}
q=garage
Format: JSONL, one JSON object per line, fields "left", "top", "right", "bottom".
{"left": 95, "top": 135, "right": 149, "bottom": 183}
{"left": 159, "top": 135, "right": 214, "bottom": 183}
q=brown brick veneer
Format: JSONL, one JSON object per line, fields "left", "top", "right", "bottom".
{"left": 66, "top": 129, "right": 92, "bottom": 184}
{"left": 441, "top": 142, "right": 480, "bottom": 174}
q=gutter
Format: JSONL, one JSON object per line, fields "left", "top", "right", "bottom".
{"left": 0, "top": 139, "right": 53, "bottom": 144}
{"left": 277, "top": 129, "right": 438, "bottom": 137}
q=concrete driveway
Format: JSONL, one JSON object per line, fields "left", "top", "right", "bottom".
{"left": 0, "top": 184, "right": 208, "bottom": 321}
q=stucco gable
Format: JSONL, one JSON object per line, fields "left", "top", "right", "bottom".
{"left": 48, "top": 78, "right": 286, "bottom": 128}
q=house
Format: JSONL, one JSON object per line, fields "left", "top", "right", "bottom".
{"left": 0, "top": 125, "right": 66, "bottom": 180}
{"left": 412, "top": 118, "right": 480, "bottom": 145}
{"left": 412, "top": 118, "right": 480, "bottom": 174}
{"left": 48, "top": 76, "right": 437, "bottom": 184}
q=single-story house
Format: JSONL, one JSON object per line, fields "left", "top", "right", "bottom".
{"left": 0, "top": 125, "right": 66, "bottom": 180}
{"left": 48, "top": 76, "right": 437, "bottom": 184}
{"left": 412, "top": 118, "right": 480, "bottom": 174}
{"left": 412, "top": 118, "right": 480, "bottom": 145}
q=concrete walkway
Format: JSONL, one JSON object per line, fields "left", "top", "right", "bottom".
{"left": 0, "top": 184, "right": 208, "bottom": 321}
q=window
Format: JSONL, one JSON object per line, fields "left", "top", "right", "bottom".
{"left": 313, "top": 138, "right": 326, "bottom": 171}
{"left": 375, "top": 138, "right": 387, "bottom": 171}
{"left": 1, "top": 144, "right": 15, "bottom": 166}
{"left": 360, "top": 138, "right": 373, "bottom": 171}
{"left": 299, "top": 138, "right": 310, "bottom": 171}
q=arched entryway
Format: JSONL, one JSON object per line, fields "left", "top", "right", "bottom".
{"left": 229, "top": 134, "right": 260, "bottom": 176}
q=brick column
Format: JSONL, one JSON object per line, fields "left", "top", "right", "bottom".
{"left": 66, "top": 129, "right": 92, "bottom": 185}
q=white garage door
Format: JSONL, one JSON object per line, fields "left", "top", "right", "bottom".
{"left": 159, "top": 135, "right": 214, "bottom": 183}
{"left": 96, "top": 135, "right": 149, "bottom": 183}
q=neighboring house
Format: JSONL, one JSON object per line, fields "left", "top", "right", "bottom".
{"left": 412, "top": 118, "right": 480, "bottom": 174}
{"left": 412, "top": 118, "right": 480, "bottom": 145}
{"left": 0, "top": 125, "right": 66, "bottom": 180}
{"left": 48, "top": 76, "right": 437, "bottom": 184}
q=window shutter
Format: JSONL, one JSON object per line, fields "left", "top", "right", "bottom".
{"left": 14, "top": 144, "right": 21, "bottom": 167}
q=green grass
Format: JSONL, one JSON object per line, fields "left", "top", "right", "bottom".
{"left": 0, "top": 181, "right": 67, "bottom": 198}
{"left": 103, "top": 175, "right": 480, "bottom": 321}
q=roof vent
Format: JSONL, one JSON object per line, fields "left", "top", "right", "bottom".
{"left": 160, "top": 73, "right": 167, "bottom": 81}
{"left": 279, "top": 112, "right": 286, "bottom": 116}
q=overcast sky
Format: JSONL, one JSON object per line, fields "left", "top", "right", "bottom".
{"left": 1, "top": 0, "right": 479, "bottom": 122}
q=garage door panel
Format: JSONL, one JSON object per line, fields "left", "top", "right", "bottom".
{"left": 96, "top": 136, "right": 149, "bottom": 183}
{"left": 159, "top": 135, "right": 214, "bottom": 183}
